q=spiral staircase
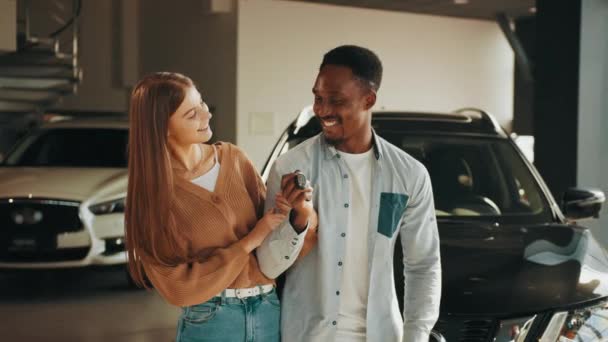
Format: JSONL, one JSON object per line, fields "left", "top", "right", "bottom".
{"left": 0, "top": 0, "right": 82, "bottom": 114}
{"left": 0, "top": 0, "right": 82, "bottom": 154}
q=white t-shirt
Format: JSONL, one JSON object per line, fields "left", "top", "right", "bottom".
{"left": 336, "top": 148, "right": 375, "bottom": 341}
{"left": 191, "top": 145, "right": 220, "bottom": 192}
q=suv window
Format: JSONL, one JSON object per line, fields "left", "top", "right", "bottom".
{"left": 268, "top": 117, "right": 552, "bottom": 222}
{"left": 387, "top": 134, "right": 548, "bottom": 218}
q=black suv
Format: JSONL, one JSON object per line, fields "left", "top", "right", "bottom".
{"left": 262, "top": 107, "right": 608, "bottom": 342}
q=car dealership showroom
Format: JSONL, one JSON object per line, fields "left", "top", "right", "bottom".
{"left": 1, "top": 0, "right": 607, "bottom": 341}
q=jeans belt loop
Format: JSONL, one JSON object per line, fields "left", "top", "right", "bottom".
{"left": 220, "top": 289, "right": 227, "bottom": 304}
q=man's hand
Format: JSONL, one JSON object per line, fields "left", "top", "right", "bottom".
{"left": 280, "top": 171, "right": 314, "bottom": 232}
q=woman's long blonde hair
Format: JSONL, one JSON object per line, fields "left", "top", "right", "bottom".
{"left": 125, "top": 72, "right": 194, "bottom": 288}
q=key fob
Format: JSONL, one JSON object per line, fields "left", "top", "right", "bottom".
{"left": 294, "top": 173, "right": 307, "bottom": 189}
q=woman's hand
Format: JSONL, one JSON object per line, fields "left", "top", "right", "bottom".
{"left": 240, "top": 210, "right": 287, "bottom": 253}
{"left": 274, "top": 193, "right": 292, "bottom": 215}
{"left": 257, "top": 209, "right": 288, "bottom": 233}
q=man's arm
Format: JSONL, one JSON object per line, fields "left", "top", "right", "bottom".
{"left": 400, "top": 168, "right": 442, "bottom": 342}
{"left": 257, "top": 162, "right": 313, "bottom": 279}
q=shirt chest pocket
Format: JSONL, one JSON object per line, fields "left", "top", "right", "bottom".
{"left": 377, "top": 192, "right": 409, "bottom": 238}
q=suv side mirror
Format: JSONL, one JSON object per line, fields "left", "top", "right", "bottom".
{"left": 562, "top": 188, "right": 605, "bottom": 220}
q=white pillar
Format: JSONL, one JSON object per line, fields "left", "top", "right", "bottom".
{"left": 577, "top": 0, "right": 608, "bottom": 245}
{"left": 0, "top": 0, "right": 17, "bottom": 53}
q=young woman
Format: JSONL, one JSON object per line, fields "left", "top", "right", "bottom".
{"left": 125, "top": 72, "right": 291, "bottom": 341}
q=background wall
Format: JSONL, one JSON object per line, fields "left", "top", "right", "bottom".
{"left": 51, "top": 0, "right": 238, "bottom": 141}
{"left": 54, "top": 0, "right": 129, "bottom": 112}
{"left": 237, "top": 0, "right": 515, "bottom": 168}
{"left": 37, "top": 0, "right": 515, "bottom": 169}
{"left": 0, "top": 0, "right": 16, "bottom": 53}
{"left": 139, "top": 0, "right": 238, "bottom": 142}
{"left": 577, "top": 0, "right": 608, "bottom": 244}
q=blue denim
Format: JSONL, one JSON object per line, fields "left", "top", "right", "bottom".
{"left": 176, "top": 288, "right": 281, "bottom": 342}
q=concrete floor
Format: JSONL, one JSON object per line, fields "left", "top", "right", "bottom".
{"left": 0, "top": 267, "right": 180, "bottom": 342}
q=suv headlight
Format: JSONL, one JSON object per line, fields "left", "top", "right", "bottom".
{"left": 496, "top": 315, "right": 536, "bottom": 341}
{"left": 89, "top": 197, "right": 126, "bottom": 215}
{"left": 540, "top": 300, "right": 608, "bottom": 341}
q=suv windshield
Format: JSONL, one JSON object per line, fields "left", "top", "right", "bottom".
{"left": 274, "top": 117, "right": 553, "bottom": 222}
{"left": 4, "top": 128, "right": 128, "bottom": 168}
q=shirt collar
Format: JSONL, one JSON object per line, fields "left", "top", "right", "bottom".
{"left": 321, "top": 129, "right": 383, "bottom": 161}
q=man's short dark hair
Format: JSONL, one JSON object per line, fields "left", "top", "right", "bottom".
{"left": 320, "top": 45, "right": 383, "bottom": 92}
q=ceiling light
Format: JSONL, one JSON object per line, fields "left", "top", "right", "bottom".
{"left": 454, "top": 0, "right": 469, "bottom": 4}
{"left": 529, "top": 7, "right": 537, "bottom": 13}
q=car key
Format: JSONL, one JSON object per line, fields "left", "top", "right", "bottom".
{"left": 294, "top": 172, "right": 307, "bottom": 190}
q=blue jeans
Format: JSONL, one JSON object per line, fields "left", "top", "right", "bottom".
{"left": 176, "top": 288, "right": 281, "bottom": 342}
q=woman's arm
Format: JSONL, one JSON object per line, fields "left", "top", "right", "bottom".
{"left": 143, "top": 210, "right": 285, "bottom": 307}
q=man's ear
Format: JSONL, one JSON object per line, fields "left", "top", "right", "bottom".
{"left": 364, "top": 90, "right": 377, "bottom": 110}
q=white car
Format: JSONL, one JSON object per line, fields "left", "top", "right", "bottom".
{"left": 0, "top": 117, "right": 128, "bottom": 270}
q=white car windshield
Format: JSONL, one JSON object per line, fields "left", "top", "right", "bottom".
{"left": 4, "top": 128, "right": 128, "bottom": 168}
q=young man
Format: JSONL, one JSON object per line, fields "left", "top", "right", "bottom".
{"left": 257, "top": 45, "right": 441, "bottom": 342}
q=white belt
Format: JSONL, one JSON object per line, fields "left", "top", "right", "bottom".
{"left": 219, "top": 284, "right": 274, "bottom": 299}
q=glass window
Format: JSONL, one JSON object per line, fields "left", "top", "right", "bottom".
{"left": 275, "top": 116, "right": 552, "bottom": 221}
{"left": 5, "top": 128, "right": 128, "bottom": 168}
{"left": 384, "top": 134, "right": 549, "bottom": 218}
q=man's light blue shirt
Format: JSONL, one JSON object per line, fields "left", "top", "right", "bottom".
{"left": 257, "top": 132, "right": 441, "bottom": 342}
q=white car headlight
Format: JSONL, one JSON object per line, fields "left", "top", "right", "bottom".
{"left": 540, "top": 300, "right": 608, "bottom": 341}
{"left": 89, "top": 197, "right": 126, "bottom": 215}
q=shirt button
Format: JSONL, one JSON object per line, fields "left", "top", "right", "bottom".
{"left": 343, "top": 174, "right": 348, "bottom": 179}
{"left": 344, "top": 203, "right": 349, "bottom": 208}
{"left": 212, "top": 195, "right": 220, "bottom": 203}
{"left": 332, "top": 321, "right": 337, "bottom": 325}
{"left": 338, "top": 261, "right": 343, "bottom": 266}
{"left": 284, "top": 256, "right": 290, "bottom": 260}
{"left": 336, "top": 291, "right": 340, "bottom": 295}
{"left": 341, "top": 233, "right": 346, "bottom": 237}
{"left": 336, "top": 154, "right": 341, "bottom": 159}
